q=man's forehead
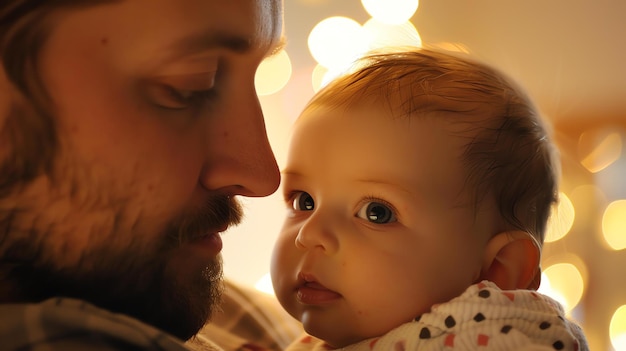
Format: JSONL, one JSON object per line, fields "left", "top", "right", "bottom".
{"left": 121, "top": 0, "right": 284, "bottom": 70}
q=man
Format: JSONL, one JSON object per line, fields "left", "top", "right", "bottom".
{"left": 0, "top": 0, "right": 284, "bottom": 350}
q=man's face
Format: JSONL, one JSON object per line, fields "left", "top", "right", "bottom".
{"left": 0, "top": 0, "right": 282, "bottom": 340}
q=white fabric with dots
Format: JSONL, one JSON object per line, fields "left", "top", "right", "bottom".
{"left": 286, "top": 281, "right": 588, "bottom": 351}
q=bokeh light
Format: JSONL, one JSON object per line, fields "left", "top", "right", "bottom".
{"left": 255, "top": 50, "right": 292, "bottom": 96}
{"left": 578, "top": 129, "right": 622, "bottom": 173}
{"left": 308, "top": 16, "right": 366, "bottom": 70}
{"left": 570, "top": 184, "right": 607, "bottom": 218}
{"left": 602, "top": 199, "right": 626, "bottom": 251}
{"left": 539, "top": 262, "right": 585, "bottom": 313}
{"left": 362, "top": 18, "right": 422, "bottom": 51}
{"left": 254, "top": 272, "right": 275, "bottom": 295}
{"left": 361, "top": 0, "right": 419, "bottom": 25}
{"left": 311, "top": 64, "right": 328, "bottom": 92}
{"left": 311, "top": 63, "right": 350, "bottom": 92}
{"left": 545, "top": 192, "right": 576, "bottom": 242}
{"left": 611, "top": 305, "right": 626, "bottom": 351}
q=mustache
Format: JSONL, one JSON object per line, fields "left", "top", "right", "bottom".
{"left": 170, "top": 194, "right": 243, "bottom": 246}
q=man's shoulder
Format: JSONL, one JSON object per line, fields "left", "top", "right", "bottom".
{"left": 193, "top": 279, "right": 303, "bottom": 351}
{"left": 0, "top": 298, "right": 193, "bottom": 351}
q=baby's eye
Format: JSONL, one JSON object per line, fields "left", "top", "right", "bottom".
{"left": 292, "top": 192, "right": 315, "bottom": 211}
{"left": 356, "top": 201, "right": 396, "bottom": 224}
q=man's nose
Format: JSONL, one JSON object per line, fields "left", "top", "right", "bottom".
{"left": 199, "top": 90, "right": 280, "bottom": 197}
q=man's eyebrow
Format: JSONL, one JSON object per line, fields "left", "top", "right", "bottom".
{"left": 169, "top": 31, "right": 254, "bottom": 58}
{"left": 166, "top": 31, "right": 287, "bottom": 62}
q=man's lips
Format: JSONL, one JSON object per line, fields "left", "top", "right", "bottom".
{"left": 296, "top": 273, "right": 342, "bottom": 304}
{"left": 188, "top": 232, "right": 223, "bottom": 256}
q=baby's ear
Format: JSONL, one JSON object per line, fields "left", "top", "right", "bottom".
{"left": 479, "top": 231, "right": 541, "bottom": 290}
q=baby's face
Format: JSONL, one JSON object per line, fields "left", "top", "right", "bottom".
{"left": 271, "top": 104, "right": 499, "bottom": 347}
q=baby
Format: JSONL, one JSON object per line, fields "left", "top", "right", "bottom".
{"left": 270, "top": 48, "right": 588, "bottom": 350}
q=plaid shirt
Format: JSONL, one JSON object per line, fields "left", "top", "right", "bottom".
{"left": 0, "top": 280, "right": 302, "bottom": 351}
{"left": 190, "top": 280, "right": 303, "bottom": 351}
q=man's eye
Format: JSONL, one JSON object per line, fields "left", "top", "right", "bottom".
{"left": 356, "top": 201, "right": 396, "bottom": 224}
{"left": 292, "top": 192, "right": 315, "bottom": 211}
{"left": 146, "top": 71, "right": 218, "bottom": 110}
{"left": 148, "top": 85, "right": 217, "bottom": 110}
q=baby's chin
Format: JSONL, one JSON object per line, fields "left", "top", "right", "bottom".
{"left": 302, "top": 324, "right": 376, "bottom": 349}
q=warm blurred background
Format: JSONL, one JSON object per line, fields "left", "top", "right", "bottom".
{"left": 221, "top": 1, "right": 626, "bottom": 350}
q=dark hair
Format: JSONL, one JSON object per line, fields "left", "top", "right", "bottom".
{"left": 305, "top": 48, "right": 559, "bottom": 244}
{"left": 0, "top": 1, "right": 118, "bottom": 197}
{"left": 1, "top": 1, "right": 120, "bottom": 105}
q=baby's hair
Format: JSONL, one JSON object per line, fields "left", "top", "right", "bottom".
{"left": 304, "top": 47, "right": 559, "bottom": 245}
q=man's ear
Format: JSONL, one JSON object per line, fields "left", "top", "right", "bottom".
{"left": 479, "top": 231, "right": 541, "bottom": 290}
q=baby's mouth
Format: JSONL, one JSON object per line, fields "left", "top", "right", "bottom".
{"left": 296, "top": 273, "right": 342, "bottom": 304}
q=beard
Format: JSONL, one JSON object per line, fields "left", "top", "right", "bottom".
{"left": 0, "top": 99, "right": 244, "bottom": 341}
{"left": 1, "top": 193, "right": 243, "bottom": 341}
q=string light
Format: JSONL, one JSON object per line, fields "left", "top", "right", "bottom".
{"left": 308, "top": 16, "right": 366, "bottom": 70}
{"left": 545, "top": 192, "right": 576, "bottom": 242}
{"left": 255, "top": 50, "right": 292, "bottom": 96}
{"left": 361, "top": 0, "right": 419, "bottom": 24}
{"left": 602, "top": 200, "right": 626, "bottom": 250}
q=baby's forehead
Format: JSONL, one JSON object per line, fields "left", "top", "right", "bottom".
{"left": 303, "top": 94, "right": 496, "bottom": 141}
{"left": 292, "top": 100, "right": 505, "bottom": 227}
{"left": 309, "top": 72, "right": 502, "bottom": 116}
